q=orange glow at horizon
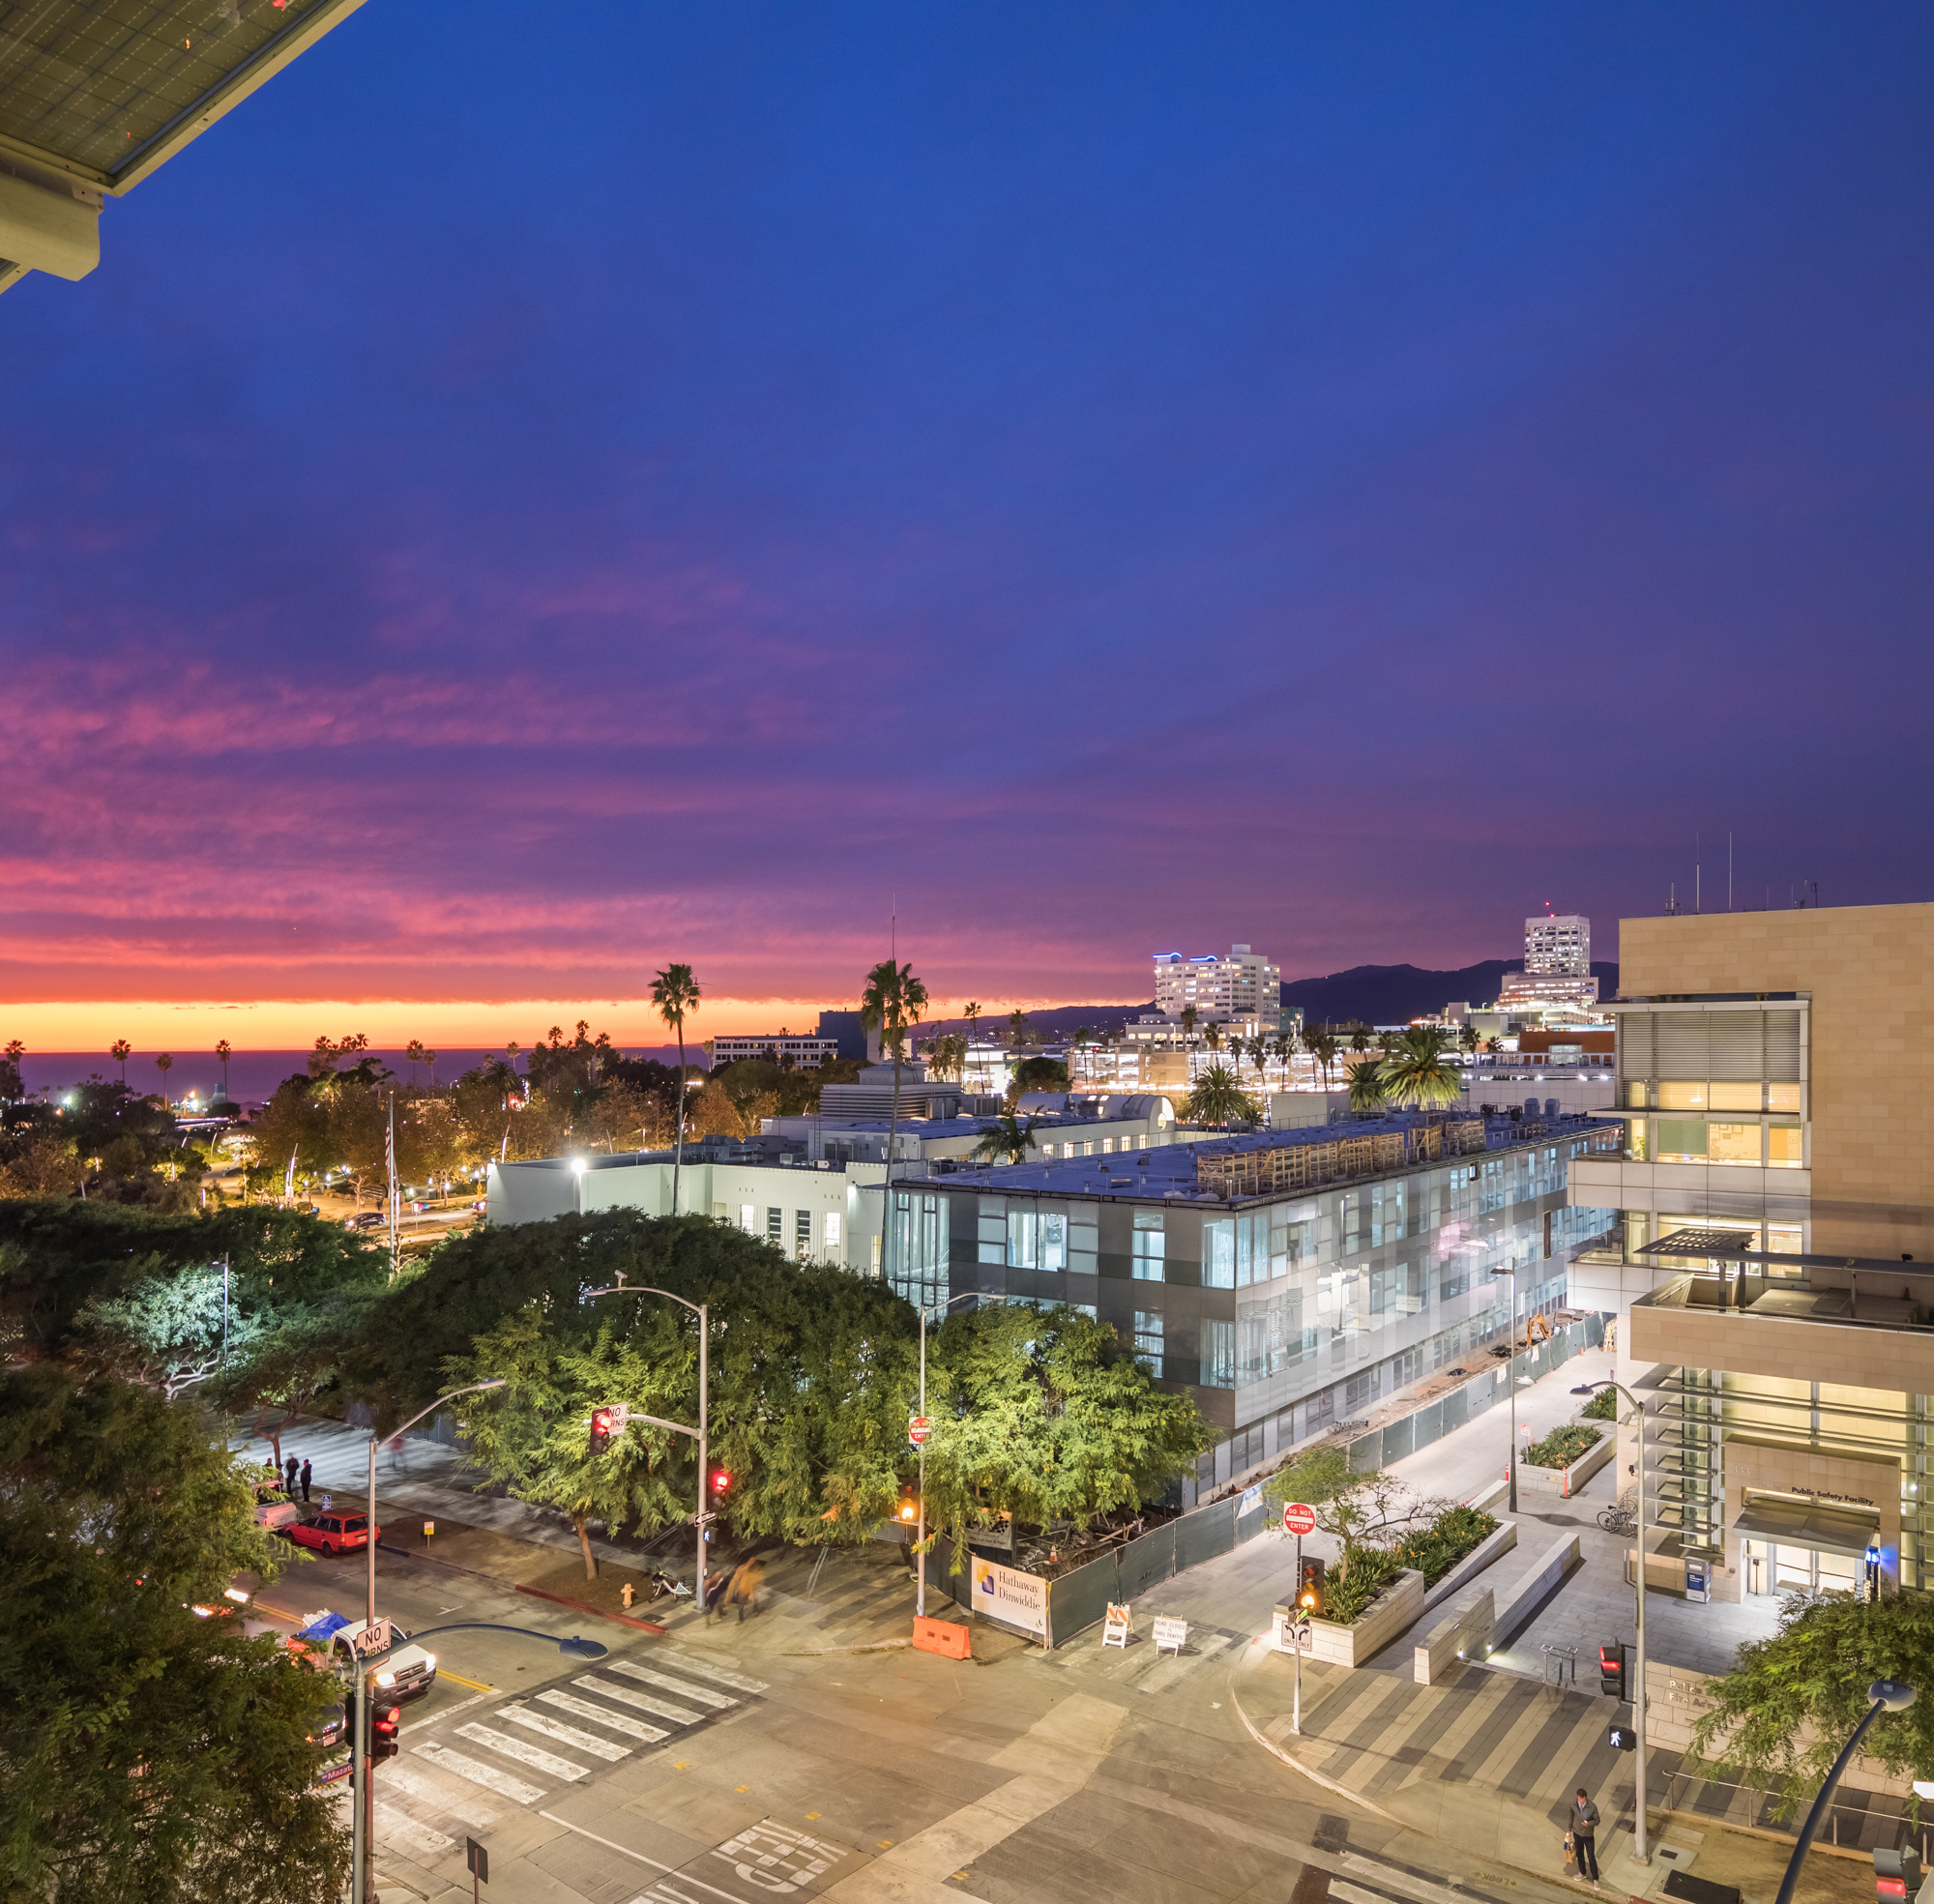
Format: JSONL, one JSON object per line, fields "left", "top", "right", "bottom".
{"left": 0, "top": 993, "right": 1147, "bottom": 1052}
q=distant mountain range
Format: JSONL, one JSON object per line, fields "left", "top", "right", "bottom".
{"left": 1281, "top": 960, "right": 1621, "bottom": 1026}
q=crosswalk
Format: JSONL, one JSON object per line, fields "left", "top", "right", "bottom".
{"left": 364, "top": 1646, "right": 770, "bottom": 1861}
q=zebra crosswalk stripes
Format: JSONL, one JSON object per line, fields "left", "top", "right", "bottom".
{"left": 370, "top": 1649, "right": 771, "bottom": 1866}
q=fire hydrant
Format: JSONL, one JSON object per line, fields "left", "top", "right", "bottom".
{"left": 620, "top": 1581, "right": 637, "bottom": 1610}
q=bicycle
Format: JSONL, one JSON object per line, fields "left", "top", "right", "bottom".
{"left": 1597, "top": 1485, "right": 1638, "bottom": 1536}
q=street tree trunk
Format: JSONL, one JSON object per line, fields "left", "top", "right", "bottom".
{"left": 574, "top": 1516, "right": 598, "bottom": 1580}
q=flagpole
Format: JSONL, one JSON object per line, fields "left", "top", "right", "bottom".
{"left": 387, "top": 1094, "right": 399, "bottom": 1281}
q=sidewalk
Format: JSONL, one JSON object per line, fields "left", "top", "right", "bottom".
{"left": 1229, "top": 1644, "right": 1871, "bottom": 1904}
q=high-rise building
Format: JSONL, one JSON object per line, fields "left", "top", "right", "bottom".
{"left": 1152, "top": 945, "right": 1280, "bottom": 1024}
{"left": 1525, "top": 913, "right": 1591, "bottom": 975}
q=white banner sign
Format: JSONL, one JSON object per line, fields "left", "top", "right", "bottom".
{"left": 969, "top": 1556, "right": 1047, "bottom": 1637}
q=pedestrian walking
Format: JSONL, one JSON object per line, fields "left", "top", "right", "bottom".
{"left": 300, "top": 1458, "right": 312, "bottom": 1503}
{"left": 720, "top": 1556, "right": 766, "bottom": 1623}
{"left": 1569, "top": 1788, "right": 1601, "bottom": 1887}
{"left": 283, "top": 1453, "right": 299, "bottom": 1496}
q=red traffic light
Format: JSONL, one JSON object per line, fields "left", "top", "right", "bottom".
{"left": 711, "top": 1468, "right": 732, "bottom": 1494}
{"left": 371, "top": 1705, "right": 400, "bottom": 1760}
{"left": 589, "top": 1407, "right": 617, "bottom": 1455}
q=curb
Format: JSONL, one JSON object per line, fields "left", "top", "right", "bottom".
{"left": 515, "top": 1583, "right": 668, "bottom": 1635}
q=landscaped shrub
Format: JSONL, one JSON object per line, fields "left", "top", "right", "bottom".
{"left": 1393, "top": 1505, "right": 1500, "bottom": 1586}
{"left": 1325, "top": 1544, "right": 1405, "bottom": 1625}
{"left": 1522, "top": 1422, "right": 1602, "bottom": 1470}
{"left": 1581, "top": 1388, "right": 1618, "bottom": 1421}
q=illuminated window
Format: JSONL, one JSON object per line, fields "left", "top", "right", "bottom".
{"left": 1769, "top": 1125, "right": 1802, "bottom": 1168}
{"left": 1657, "top": 1082, "right": 1708, "bottom": 1110}
{"left": 1710, "top": 1082, "right": 1761, "bottom": 1113}
{"left": 1132, "top": 1211, "right": 1165, "bottom": 1280}
{"left": 1768, "top": 1082, "right": 1802, "bottom": 1112}
{"left": 1708, "top": 1122, "right": 1760, "bottom": 1165}
{"left": 1203, "top": 1218, "right": 1235, "bottom": 1289}
{"left": 740, "top": 1203, "right": 755, "bottom": 1233}
{"left": 1625, "top": 1080, "right": 1649, "bottom": 1109}
{"left": 1626, "top": 1120, "right": 1649, "bottom": 1161}
{"left": 823, "top": 1211, "right": 842, "bottom": 1249}
{"left": 1656, "top": 1121, "right": 1707, "bottom": 1162}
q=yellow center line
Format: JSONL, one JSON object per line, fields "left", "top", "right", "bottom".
{"left": 255, "top": 1602, "right": 303, "bottom": 1624}
{"left": 438, "top": 1669, "right": 497, "bottom": 1692}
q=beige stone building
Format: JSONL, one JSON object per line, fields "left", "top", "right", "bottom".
{"left": 1574, "top": 902, "right": 1934, "bottom": 1600}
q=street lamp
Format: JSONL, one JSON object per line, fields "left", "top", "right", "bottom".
{"left": 405, "top": 1622, "right": 608, "bottom": 1659}
{"left": 1501, "top": 1267, "right": 1521, "bottom": 1513}
{"left": 352, "top": 1378, "right": 505, "bottom": 1904}
{"left": 915, "top": 1292, "right": 982, "bottom": 1619}
{"left": 1573, "top": 1377, "right": 1652, "bottom": 1865}
{"left": 1773, "top": 1681, "right": 1916, "bottom": 1904}
{"left": 584, "top": 1279, "right": 710, "bottom": 1607}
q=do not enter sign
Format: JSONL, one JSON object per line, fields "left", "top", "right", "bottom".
{"left": 1282, "top": 1502, "right": 1317, "bottom": 1537}
{"left": 908, "top": 1417, "right": 933, "bottom": 1446}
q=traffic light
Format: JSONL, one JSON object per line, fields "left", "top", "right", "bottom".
{"left": 711, "top": 1467, "right": 732, "bottom": 1495}
{"left": 1297, "top": 1558, "right": 1326, "bottom": 1617}
{"left": 589, "top": 1407, "right": 618, "bottom": 1455}
{"left": 1598, "top": 1641, "right": 1627, "bottom": 1700}
{"left": 371, "top": 1704, "right": 400, "bottom": 1761}
{"left": 1875, "top": 1847, "right": 1921, "bottom": 1901}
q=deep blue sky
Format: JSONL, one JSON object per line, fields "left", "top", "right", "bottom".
{"left": 3, "top": 4, "right": 1931, "bottom": 1037}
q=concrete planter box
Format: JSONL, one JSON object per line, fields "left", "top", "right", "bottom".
{"left": 1279, "top": 1567, "right": 1426, "bottom": 1669}
{"left": 1519, "top": 1423, "right": 1615, "bottom": 1498}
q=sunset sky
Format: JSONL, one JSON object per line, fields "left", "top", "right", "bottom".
{"left": 5, "top": 6, "right": 1932, "bottom": 1048}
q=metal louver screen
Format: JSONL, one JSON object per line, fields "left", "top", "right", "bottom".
{"left": 1620, "top": 1015, "right": 1652, "bottom": 1080}
{"left": 1653, "top": 1013, "right": 1711, "bottom": 1077}
{"left": 1708, "top": 1013, "right": 1766, "bottom": 1082}
{"left": 1765, "top": 1011, "right": 1802, "bottom": 1081}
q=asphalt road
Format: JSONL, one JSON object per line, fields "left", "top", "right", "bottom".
{"left": 252, "top": 1538, "right": 1587, "bottom": 1904}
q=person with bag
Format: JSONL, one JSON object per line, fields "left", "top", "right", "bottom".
{"left": 1569, "top": 1788, "right": 1601, "bottom": 1887}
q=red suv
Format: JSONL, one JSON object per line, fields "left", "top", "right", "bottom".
{"left": 284, "top": 1512, "right": 379, "bottom": 1555}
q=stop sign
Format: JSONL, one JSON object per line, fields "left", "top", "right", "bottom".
{"left": 908, "top": 1416, "right": 933, "bottom": 1446}
{"left": 1282, "top": 1502, "right": 1317, "bottom": 1537}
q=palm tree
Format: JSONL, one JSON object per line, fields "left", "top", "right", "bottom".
{"left": 1180, "top": 1004, "right": 1198, "bottom": 1041}
{"left": 962, "top": 1000, "right": 981, "bottom": 1051}
{"left": 111, "top": 1039, "right": 132, "bottom": 1085}
{"left": 215, "top": 1039, "right": 232, "bottom": 1100}
{"left": 425, "top": 1046, "right": 438, "bottom": 1087}
{"left": 154, "top": 1052, "right": 174, "bottom": 1104}
{"left": 1347, "top": 1020, "right": 1372, "bottom": 1057}
{"left": 650, "top": 964, "right": 702, "bottom": 1216}
{"left": 1305, "top": 1024, "right": 1339, "bottom": 1089}
{"left": 405, "top": 1039, "right": 425, "bottom": 1085}
{"left": 1184, "top": 1063, "right": 1259, "bottom": 1128}
{"left": 1346, "top": 1057, "right": 1387, "bottom": 1115}
{"left": 861, "top": 958, "right": 928, "bottom": 1223}
{"left": 971, "top": 1108, "right": 1040, "bottom": 1165}
{"left": 1483, "top": 1035, "right": 1502, "bottom": 1056}
{"left": 1204, "top": 1021, "right": 1222, "bottom": 1056}
{"left": 1006, "top": 1007, "right": 1031, "bottom": 1049}
{"left": 1458, "top": 1023, "right": 1480, "bottom": 1066}
{"left": 1382, "top": 1027, "right": 1461, "bottom": 1109}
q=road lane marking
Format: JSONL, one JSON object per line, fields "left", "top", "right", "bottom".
{"left": 455, "top": 1721, "right": 590, "bottom": 1782}
{"left": 412, "top": 1743, "right": 544, "bottom": 1804}
{"left": 655, "top": 1649, "right": 770, "bottom": 1694}
{"left": 575, "top": 1673, "right": 704, "bottom": 1725}
{"left": 534, "top": 1812, "right": 755, "bottom": 1904}
{"left": 538, "top": 1687, "right": 670, "bottom": 1742}
{"left": 375, "top": 1800, "right": 455, "bottom": 1858}
{"left": 499, "top": 1701, "right": 630, "bottom": 1761}
{"left": 380, "top": 1762, "right": 500, "bottom": 1827}
{"left": 607, "top": 1660, "right": 737, "bottom": 1710}
{"left": 438, "top": 1669, "right": 496, "bottom": 1692}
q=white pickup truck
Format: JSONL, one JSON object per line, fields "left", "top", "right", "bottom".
{"left": 290, "top": 1611, "right": 439, "bottom": 1703}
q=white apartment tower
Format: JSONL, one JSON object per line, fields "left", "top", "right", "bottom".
{"left": 1153, "top": 945, "right": 1281, "bottom": 1024}
{"left": 1524, "top": 914, "right": 1590, "bottom": 977}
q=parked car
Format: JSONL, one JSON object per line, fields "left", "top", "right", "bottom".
{"left": 283, "top": 1510, "right": 379, "bottom": 1555}
{"left": 290, "top": 1611, "right": 438, "bottom": 1703}
{"left": 253, "top": 1481, "right": 304, "bottom": 1533}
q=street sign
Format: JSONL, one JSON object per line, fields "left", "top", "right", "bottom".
{"left": 348, "top": 1616, "right": 394, "bottom": 1658}
{"left": 908, "top": 1416, "right": 933, "bottom": 1446}
{"left": 1283, "top": 1502, "right": 1317, "bottom": 1537}
{"left": 466, "top": 1836, "right": 489, "bottom": 1883}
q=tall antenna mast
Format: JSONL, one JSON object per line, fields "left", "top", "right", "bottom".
{"left": 1728, "top": 833, "right": 1734, "bottom": 912}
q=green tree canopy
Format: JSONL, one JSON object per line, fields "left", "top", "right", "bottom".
{"left": 0, "top": 1367, "right": 346, "bottom": 1902}
{"left": 1690, "top": 1591, "right": 1934, "bottom": 1812}
{"left": 919, "top": 1304, "right": 1206, "bottom": 1557}
{"left": 972, "top": 1109, "right": 1040, "bottom": 1165}
{"left": 1346, "top": 1058, "right": 1389, "bottom": 1113}
{"left": 1380, "top": 1027, "right": 1461, "bottom": 1108}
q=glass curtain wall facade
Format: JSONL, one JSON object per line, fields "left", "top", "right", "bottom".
{"left": 916, "top": 1125, "right": 1613, "bottom": 1494}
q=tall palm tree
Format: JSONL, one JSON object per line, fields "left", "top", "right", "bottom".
{"left": 962, "top": 1000, "right": 981, "bottom": 1051}
{"left": 1204, "top": 1021, "right": 1222, "bottom": 1056}
{"left": 1006, "top": 1007, "right": 1030, "bottom": 1049}
{"left": 1305, "top": 1024, "right": 1339, "bottom": 1089}
{"left": 154, "top": 1052, "right": 174, "bottom": 1103}
{"left": 215, "top": 1039, "right": 232, "bottom": 1100}
{"left": 111, "top": 1039, "right": 132, "bottom": 1085}
{"left": 1458, "top": 1023, "right": 1480, "bottom": 1066}
{"left": 1184, "top": 1063, "right": 1259, "bottom": 1128}
{"left": 1381, "top": 1027, "right": 1461, "bottom": 1108}
{"left": 405, "top": 1039, "right": 425, "bottom": 1085}
{"left": 1346, "top": 1057, "right": 1387, "bottom": 1114}
{"left": 861, "top": 959, "right": 928, "bottom": 1228}
{"left": 1347, "top": 1021, "right": 1372, "bottom": 1057}
{"left": 650, "top": 964, "right": 702, "bottom": 1216}
{"left": 1180, "top": 1004, "right": 1198, "bottom": 1041}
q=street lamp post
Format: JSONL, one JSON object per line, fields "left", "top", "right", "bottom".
{"left": 584, "top": 1280, "right": 710, "bottom": 1606}
{"left": 1573, "top": 1377, "right": 1653, "bottom": 1866}
{"left": 1773, "top": 1682, "right": 1916, "bottom": 1904}
{"left": 354, "top": 1378, "right": 506, "bottom": 1904}
{"left": 1502, "top": 1267, "right": 1521, "bottom": 1513}
{"left": 916, "top": 1292, "right": 981, "bottom": 1619}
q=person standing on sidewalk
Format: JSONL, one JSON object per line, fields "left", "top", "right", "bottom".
{"left": 299, "top": 1458, "right": 312, "bottom": 1503}
{"left": 1569, "top": 1788, "right": 1601, "bottom": 1887}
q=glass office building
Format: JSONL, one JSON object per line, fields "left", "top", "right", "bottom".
{"left": 889, "top": 1109, "right": 1619, "bottom": 1496}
